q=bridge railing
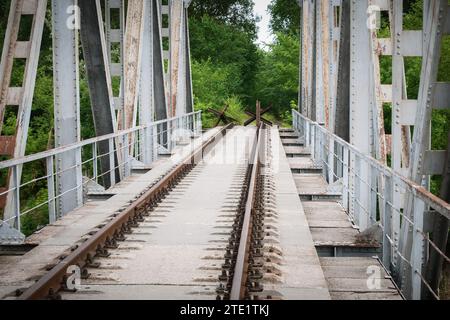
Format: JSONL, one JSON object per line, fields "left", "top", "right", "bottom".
{"left": 293, "top": 109, "right": 450, "bottom": 300}
{"left": 0, "top": 111, "right": 202, "bottom": 243}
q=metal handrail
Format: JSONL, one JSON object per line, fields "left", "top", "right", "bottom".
{"left": 0, "top": 111, "right": 202, "bottom": 241}
{"left": 292, "top": 109, "right": 450, "bottom": 220}
{"left": 292, "top": 109, "right": 449, "bottom": 300}
{"left": 0, "top": 111, "right": 202, "bottom": 169}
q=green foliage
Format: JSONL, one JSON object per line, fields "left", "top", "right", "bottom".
{"left": 255, "top": 33, "right": 299, "bottom": 118}
{"left": 223, "top": 96, "right": 247, "bottom": 124}
{"left": 195, "top": 95, "right": 246, "bottom": 129}
{"left": 0, "top": 0, "right": 11, "bottom": 50}
{"left": 403, "top": 0, "right": 423, "bottom": 30}
{"left": 268, "top": 0, "right": 300, "bottom": 35}
{"left": 189, "top": 0, "right": 258, "bottom": 37}
{"left": 192, "top": 59, "right": 241, "bottom": 107}
{"left": 189, "top": 15, "right": 260, "bottom": 103}
{"left": 20, "top": 188, "right": 49, "bottom": 236}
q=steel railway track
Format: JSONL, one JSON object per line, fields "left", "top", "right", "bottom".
{"left": 18, "top": 124, "right": 272, "bottom": 300}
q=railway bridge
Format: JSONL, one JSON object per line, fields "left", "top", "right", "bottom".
{"left": 0, "top": 0, "right": 449, "bottom": 300}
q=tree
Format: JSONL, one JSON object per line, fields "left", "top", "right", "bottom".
{"left": 189, "top": 15, "right": 260, "bottom": 105}
{"left": 189, "top": 0, "right": 257, "bottom": 37}
{"left": 255, "top": 33, "right": 299, "bottom": 117}
{"left": 268, "top": 0, "right": 300, "bottom": 35}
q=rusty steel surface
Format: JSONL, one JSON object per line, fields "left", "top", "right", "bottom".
{"left": 319, "top": 0, "right": 331, "bottom": 128}
{"left": 230, "top": 125, "right": 263, "bottom": 300}
{"left": 121, "top": 0, "right": 145, "bottom": 132}
{"left": 0, "top": 136, "right": 15, "bottom": 156}
{"left": 170, "top": 0, "right": 183, "bottom": 117}
{"left": 0, "top": 187, "right": 6, "bottom": 208}
{"left": 244, "top": 105, "right": 272, "bottom": 127}
{"left": 18, "top": 124, "right": 233, "bottom": 300}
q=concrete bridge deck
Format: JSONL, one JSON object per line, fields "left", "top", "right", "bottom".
{"left": 279, "top": 129, "right": 402, "bottom": 300}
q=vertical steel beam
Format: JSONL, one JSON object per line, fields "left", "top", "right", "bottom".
{"left": 122, "top": 0, "right": 145, "bottom": 132}
{"left": 184, "top": 7, "right": 194, "bottom": 116}
{"left": 391, "top": 0, "right": 405, "bottom": 274}
{"left": 328, "top": 1, "right": 341, "bottom": 133}
{"left": 152, "top": 0, "right": 169, "bottom": 150}
{"left": 153, "top": 0, "right": 169, "bottom": 122}
{"left": 298, "top": 1, "right": 303, "bottom": 112}
{"left": 314, "top": 0, "right": 327, "bottom": 125}
{"left": 105, "top": 0, "right": 125, "bottom": 128}
{"left": 169, "top": 0, "right": 191, "bottom": 117}
{"left": 52, "top": 0, "right": 83, "bottom": 216}
{"left": 169, "top": 0, "right": 182, "bottom": 117}
{"left": 2, "top": 0, "right": 48, "bottom": 223}
{"left": 139, "top": 0, "right": 155, "bottom": 164}
{"left": 300, "top": 0, "right": 316, "bottom": 119}
{"left": 349, "top": 0, "right": 372, "bottom": 231}
{"left": 79, "top": 0, "right": 119, "bottom": 188}
{"left": 335, "top": 0, "right": 350, "bottom": 141}
{"left": 368, "top": 0, "right": 387, "bottom": 164}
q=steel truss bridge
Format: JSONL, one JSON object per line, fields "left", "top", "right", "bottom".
{"left": 0, "top": 0, "right": 448, "bottom": 300}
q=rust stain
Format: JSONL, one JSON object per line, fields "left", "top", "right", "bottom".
{"left": 302, "top": 0, "right": 313, "bottom": 117}
{"left": 0, "top": 187, "right": 6, "bottom": 209}
{"left": 401, "top": 127, "right": 411, "bottom": 168}
{"left": 370, "top": 26, "right": 387, "bottom": 164}
{"left": 321, "top": 0, "right": 331, "bottom": 129}
{"left": 170, "top": 1, "right": 183, "bottom": 117}
{"left": 0, "top": 135, "right": 16, "bottom": 156}
{"left": 122, "top": 0, "right": 145, "bottom": 131}
{"left": 385, "top": 134, "right": 392, "bottom": 155}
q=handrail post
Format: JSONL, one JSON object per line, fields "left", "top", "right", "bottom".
{"left": 328, "top": 136, "right": 334, "bottom": 183}
{"left": 382, "top": 174, "right": 393, "bottom": 268}
{"left": 305, "top": 117, "right": 310, "bottom": 148}
{"left": 342, "top": 146, "right": 349, "bottom": 212}
{"left": 354, "top": 154, "right": 361, "bottom": 228}
{"left": 93, "top": 142, "right": 98, "bottom": 183}
{"left": 46, "top": 156, "right": 56, "bottom": 224}
{"left": 12, "top": 166, "right": 21, "bottom": 232}
{"left": 411, "top": 197, "right": 425, "bottom": 300}
{"left": 167, "top": 119, "right": 173, "bottom": 152}
{"left": 108, "top": 138, "right": 116, "bottom": 187}
{"left": 310, "top": 123, "right": 315, "bottom": 161}
{"left": 369, "top": 164, "right": 377, "bottom": 225}
{"left": 152, "top": 125, "right": 158, "bottom": 162}
{"left": 123, "top": 133, "right": 130, "bottom": 178}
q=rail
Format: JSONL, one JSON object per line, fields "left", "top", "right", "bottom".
{"left": 18, "top": 122, "right": 231, "bottom": 300}
{"left": 0, "top": 111, "right": 202, "bottom": 243}
{"left": 292, "top": 109, "right": 450, "bottom": 300}
{"left": 230, "top": 125, "right": 264, "bottom": 300}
